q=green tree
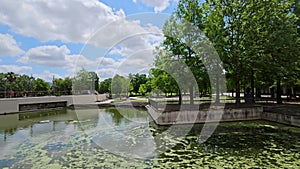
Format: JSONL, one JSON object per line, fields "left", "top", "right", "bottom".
{"left": 73, "top": 69, "right": 99, "bottom": 94}
{"left": 198, "top": 0, "right": 298, "bottom": 104}
{"left": 129, "top": 73, "right": 147, "bottom": 95}
{"left": 138, "top": 79, "right": 152, "bottom": 96}
{"left": 111, "top": 74, "right": 129, "bottom": 98}
{"left": 155, "top": 0, "right": 220, "bottom": 104}
{"left": 52, "top": 77, "right": 73, "bottom": 95}
{"left": 34, "top": 78, "right": 50, "bottom": 96}
{"left": 99, "top": 78, "right": 112, "bottom": 94}
{"left": 13, "top": 74, "right": 32, "bottom": 97}
{"left": 5, "top": 72, "right": 18, "bottom": 97}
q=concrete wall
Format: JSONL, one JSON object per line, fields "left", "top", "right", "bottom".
{"left": 147, "top": 105, "right": 263, "bottom": 125}
{"left": 262, "top": 112, "right": 300, "bottom": 127}
{"left": 0, "top": 94, "right": 108, "bottom": 114}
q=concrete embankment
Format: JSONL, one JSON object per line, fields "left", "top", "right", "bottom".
{"left": 0, "top": 94, "right": 108, "bottom": 114}
{"left": 146, "top": 101, "right": 300, "bottom": 127}
{"left": 146, "top": 105, "right": 263, "bottom": 125}
{"left": 262, "top": 105, "right": 300, "bottom": 127}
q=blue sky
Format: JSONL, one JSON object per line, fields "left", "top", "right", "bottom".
{"left": 0, "top": 0, "right": 178, "bottom": 81}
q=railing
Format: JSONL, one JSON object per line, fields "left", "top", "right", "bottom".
{"left": 0, "top": 90, "right": 99, "bottom": 98}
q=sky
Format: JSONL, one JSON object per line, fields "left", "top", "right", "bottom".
{"left": 0, "top": 0, "right": 179, "bottom": 82}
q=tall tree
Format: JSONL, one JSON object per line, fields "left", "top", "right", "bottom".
{"left": 99, "top": 78, "right": 112, "bottom": 94}
{"left": 111, "top": 74, "right": 129, "bottom": 98}
{"left": 34, "top": 78, "right": 50, "bottom": 96}
{"left": 5, "top": 72, "right": 18, "bottom": 97}
{"left": 72, "top": 69, "right": 99, "bottom": 94}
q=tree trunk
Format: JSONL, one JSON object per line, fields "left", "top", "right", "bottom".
{"left": 215, "top": 73, "right": 220, "bottom": 104}
{"left": 276, "top": 78, "right": 282, "bottom": 104}
{"left": 251, "top": 70, "right": 255, "bottom": 103}
{"left": 256, "top": 89, "right": 261, "bottom": 98}
{"left": 235, "top": 75, "right": 241, "bottom": 104}
{"left": 178, "top": 89, "right": 182, "bottom": 105}
{"left": 189, "top": 84, "right": 194, "bottom": 105}
{"left": 270, "top": 87, "right": 275, "bottom": 99}
{"left": 292, "top": 87, "right": 295, "bottom": 98}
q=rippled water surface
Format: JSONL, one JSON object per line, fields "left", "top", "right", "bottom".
{"left": 0, "top": 107, "right": 299, "bottom": 168}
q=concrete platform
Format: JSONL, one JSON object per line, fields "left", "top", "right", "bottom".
{"left": 0, "top": 94, "right": 108, "bottom": 114}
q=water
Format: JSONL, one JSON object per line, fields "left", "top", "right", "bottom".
{"left": 0, "top": 107, "right": 299, "bottom": 168}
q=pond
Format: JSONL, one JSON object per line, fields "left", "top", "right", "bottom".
{"left": 0, "top": 107, "right": 299, "bottom": 168}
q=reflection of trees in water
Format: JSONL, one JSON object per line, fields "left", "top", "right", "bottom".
{"left": 1, "top": 128, "right": 17, "bottom": 141}
{"left": 106, "top": 107, "right": 148, "bottom": 126}
{"left": 0, "top": 109, "right": 77, "bottom": 141}
{"left": 106, "top": 108, "right": 124, "bottom": 126}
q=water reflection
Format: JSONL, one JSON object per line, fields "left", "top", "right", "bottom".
{"left": 0, "top": 108, "right": 299, "bottom": 168}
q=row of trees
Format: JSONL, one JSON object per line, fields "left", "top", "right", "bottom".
{"left": 99, "top": 73, "right": 151, "bottom": 97}
{"left": 150, "top": 0, "right": 300, "bottom": 104}
{"left": 0, "top": 72, "right": 50, "bottom": 97}
{"left": 0, "top": 69, "right": 100, "bottom": 98}
{"left": 99, "top": 72, "right": 210, "bottom": 99}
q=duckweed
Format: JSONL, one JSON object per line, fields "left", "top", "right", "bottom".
{"left": 0, "top": 108, "right": 299, "bottom": 168}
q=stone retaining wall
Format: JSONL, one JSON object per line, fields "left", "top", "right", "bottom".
{"left": 147, "top": 105, "right": 300, "bottom": 127}
{"left": 262, "top": 112, "right": 300, "bottom": 127}
{"left": 0, "top": 94, "right": 108, "bottom": 114}
{"left": 146, "top": 105, "right": 263, "bottom": 125}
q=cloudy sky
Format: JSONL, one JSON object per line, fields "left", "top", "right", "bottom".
{"left": 0, "top": 0, "right": 178, "bottom": 81}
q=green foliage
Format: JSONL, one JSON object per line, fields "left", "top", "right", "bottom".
{"left": 128, "top": 73, "right": 147, "bottom": 95}
{"left": 52, "top": 77, "right": 73, "bottom": 95}
{"left": 111, "top": 74, "right": 129, "bottom": 98}
{"left": 138, "top": 80, "right": 152, "bottom": 96}
{"left": 34, "top": 78, "right": 50, "bottom": 96}
{"left": 150, "top": 68, "right": 179, "bottom": 96}
{"left": 156, "top": 0, "right": 300, "bottom": 103}
{"left": 72, "top": 69, "right": 100, "bottom": 94}
{"left": 99, "top": 78, "right": 112, "bottom": 94}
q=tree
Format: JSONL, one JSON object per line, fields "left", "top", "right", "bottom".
{"left": 138, "top": 80, "right": 152, "bottom": 96}
{"left": 5, "top": 72, "right": 18, "bottom": 97}
{"left": 154, "top": 0, "right": 222, "bottom": 104}
{"left": 129, "top": 73, "right": 147, "bottom": 95}
{"left": 197, "top": 0, "right": 299, "bottom": 104}
{"left": 13, "top": 74, "right": 32, "bottom": 97}
{"left": 52, "top": 77, "right": 73, "bottom": 95}
{"left": 63, "top": 77, "right": 73, "bottom": 95}
{"left": 99, "top": 78, "right": 112, "bottom": 94}
{"left": 111, "top": 74, "right": 129, "bottom": 98}
{"left": 34, "top": 78, "right": 50, "bottom": 96}
{"left": 150, "top": 68, "right": 179, "bottom": 97}
{"left": 72, "top": 69, "right": 99, "bottom": 94}
{"left": 88, "top": 71, "right": 99, "bottom": 93}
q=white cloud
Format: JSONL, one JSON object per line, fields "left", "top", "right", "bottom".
{"left": 135, "top": 0, "right": 171, "bottom": 12}
{"left": 96, "top": 68, "right": 118, "bottom": 80}
{"left": 0, "top": 65, "right": 32, "bottom": 74}
{"left": 33, "top": 70, "right": 62, "bottom": 82}
{"left": 18, "top": 45, "right": 98, "bottom": 69}
{"left": 108, "top": 32, "right": 163, "bottom": 56}
{"left": 0, "top": 0, "right": 164, "bottom": 59}
{"left": 0, "top": 34, "right": 24, "bottom": 57}
{"left": 18, "top": 45, "right": 70, "bottom": 67}
{"left": 117, "top": 49, "right": 155, "bottom": 71}
{"left": 97, "top": 57, "right": 118, "bottom": 67}
{"left": 0, "top": 0, "right": 124, "bottom": 43}
{"left": 89, "top": 19, "right": 162, "bottom": 49}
